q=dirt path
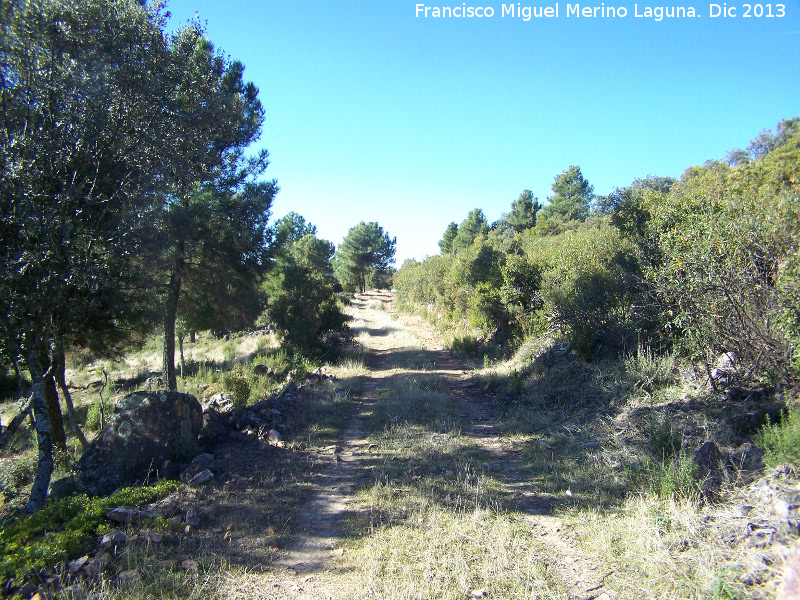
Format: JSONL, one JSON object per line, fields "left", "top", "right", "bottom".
{"left": 266, "top": 291, "right": 606, "bottom": 599}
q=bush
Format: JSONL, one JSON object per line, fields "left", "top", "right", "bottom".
{"left": 649, "top": 132, "right": 800, "bottom": 384}
{"left": 624, "top": 345, "right": 677, "bottom": 393}
{"left": 85, "top": 398, "right": 113, "bottom": 431}
{"left": 519, "top": 222, "right": 644, "bottom": 358}
{"left": 0, "top": 481, "right": 181, "bottom": 587}
{"left": 222, "top": 368, "right": 250, "bottom": 408}
{"left": 756, "top": 405, "right": 800, "bottom": 468}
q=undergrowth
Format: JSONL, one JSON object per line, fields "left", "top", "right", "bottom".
{"left": 757, "top": 405, "right": 800, "bottom": 468}
{"left": 0, "top": 480, "right": 181, "bottom": 587}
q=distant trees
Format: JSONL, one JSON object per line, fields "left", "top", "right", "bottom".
{"left": 439, "top": 222, "right": 459, "bottom": 254}
{"left": 541, "top": 165, "right": 594, "bottom": 223}
{"left": 452, "top": 209, "right": 490, "bottom": 253}
{"left": 439, "top": 209, "right": 490, "bottom": 256}
{"left": 506, "top": 190, "right": 541, "bottom": 233}
{"left": 395, "top": 119, "right": 800, "bottom": 387}
{"left": 264, "top": 214, "right": 346, "bottom": 353}
{"left": 335, "top": 222, "right": 396, "bottom": 293}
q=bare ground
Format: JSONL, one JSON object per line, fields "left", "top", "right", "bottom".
{"left": 251, "top": 291, "right": 607, "bottom": 599}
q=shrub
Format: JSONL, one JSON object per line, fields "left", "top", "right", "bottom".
{"left": 756, "top": 405, "right": 800, "bottom": 468}
{"left": 0, "top": 480, "right": 181, "bottom": 587}
{"left": 624, "top": 345, "right": 677, "bottom": 393}
{"left": 650, "top": 135, "right": 800, "bottom": 384}
{"left": 648, "top": 414, "right": 681, "bottom": 459}
{"left": 85, "top": 398, "right": 113, "bottom": 431}
{"left": 519, "top": 221, "right": 644, "bottom": 358}
{"left": 222, "top": 368, "right": 250, "bottom": 408}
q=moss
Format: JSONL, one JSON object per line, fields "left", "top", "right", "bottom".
{"left": 0, "top": 480, "right": 181, "bottom": 586}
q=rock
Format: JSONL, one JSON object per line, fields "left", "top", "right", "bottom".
{"left": 48, "top": 474, "right": 78, "bottom": 500}
{"left": 142, "top": 531, "right": 164, "bottom": 543}
{"left": 181, "top": 560, "right": 199, "bottom": 571}
{"left": 16, "top": 583, "right": 38, "bottom": 598}
{"left": 778, "top": 540, "right": 800, "bottom": 600}
{"left": 185, "top": 508, "right": 200, "bottom": 527}
{"left": 188, "top": 469, "right": 214, "bottom": 486}
{"left": 181, "top": 454, "right": 215, "bottom": 483}
{"left": 118, "top": 569, "right": 140, "bottom": 584}
{"left": 76, "top": 391, "right": 203, "bottom": 496}
{"left": 253, "top": 364, "right": 269, "bottom": 376}
{"left": 694, "top": 441, "right": 724, "bottom": 476}
{"left": 470, "top": 589, "right": 488, "bottom": 598}
{"left": 85, "top": 553, "right": 111, "bottom": 575}
{"left": 268, "top": 429, "right": 282, "bottom": 443}
{"left": 199, "top": 408, "right": 230, "bottom": 449}
{"left": 106, "top": 507, "right": 156, "bottom": 523}
{"left": 279, "top": 381, "right": 298, "bottom": 399}
{"left": 716, "top": 351, "right": 737, "bottom": 371}
{"left": 101, "top": 529, "right": 128, "bottom": 546}
{"left": 727, "top": 442, "right": 764, "bottom": 473}
{"left": 67, "top": 556, "right": 89, "bottom": 573}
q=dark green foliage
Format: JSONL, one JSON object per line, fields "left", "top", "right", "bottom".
{"left": 158, "top": 23, "right": 276, "bottom": 391}
{"left": 439, "top": 222, "right": 459, "bottom": 254}
{"left": 273, "top": 211, "right": 318, "bottom": 246}
{"left": 506, "top": 190, "right": 540, "bottom": 233}
{"left": 265, "top": 227, "right": 348, "bottom": 353}
{"left": 540, "top": 165, "right": 594, "bottom": 223}
{"left": 397, "top": 118, "right": 800, "bottom": 380}
{"left": 222, "top": 367, "right": 252, "bottom": 408}
{"left": 335, "top": 222, "right": 396, "bottom": 293}
{"left": 451, "top": 209, "right": 490, "bottom": 253}
{"left": 757, "top": 406, "right": 800, "bottom": 469}
{"left": 0, "top": 0, "right": 186, "bottom": 513}
{"left": 0, "top": 481, "right": 180, "bottom": 587}
{"left": 647, "top": 125, "right": 800, "bottom": 384}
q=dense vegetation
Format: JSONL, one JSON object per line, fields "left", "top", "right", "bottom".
{"left": 395, "top": 119, "right": 800, "bottom": 389}
{"left": 0, "top": 0, "right": 394, "bottom": 512}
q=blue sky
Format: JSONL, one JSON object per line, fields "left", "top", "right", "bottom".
{"left": 166, "top": 0, "right": 800, "bottom": 263}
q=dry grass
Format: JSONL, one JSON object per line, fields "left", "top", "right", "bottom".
{"left": 341, "top": 506, "right": 559, "bottom": 600}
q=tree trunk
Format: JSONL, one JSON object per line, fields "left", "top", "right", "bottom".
{"left": 23, "top": 351, "right": 53, "bottom": 514}
{"left": 53, "top": 348, "right": 88, "bottom": 448}
{"left": 42, "top": 352, "right": 67, "bottom": 453}
{"left": 163, "top": 264, "right": 183, "bottom": 392}
{"left": 178, "top": 332, "right": 185, "bottom": 378}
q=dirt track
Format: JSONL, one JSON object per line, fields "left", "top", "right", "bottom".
{"left": 263, "top": 291, "right": 605, "bottom": 599}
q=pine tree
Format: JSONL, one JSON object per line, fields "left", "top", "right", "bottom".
{"left": 335, "top": 222, "right": 396, "bottom": 293}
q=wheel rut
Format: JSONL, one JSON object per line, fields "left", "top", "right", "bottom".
{"left": 269, "top": 291, "right": 606, "bottom": 599}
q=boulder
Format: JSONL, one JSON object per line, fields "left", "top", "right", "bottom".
{"left": 76, "top": 391, "right": 203, "bottom": 496}
{"left": 694, "top": 440, "right": 724, "bottom": 476}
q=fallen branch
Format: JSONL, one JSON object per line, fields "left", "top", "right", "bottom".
{"left": 0, "top": 396, "right": 33, "bottom": 448}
